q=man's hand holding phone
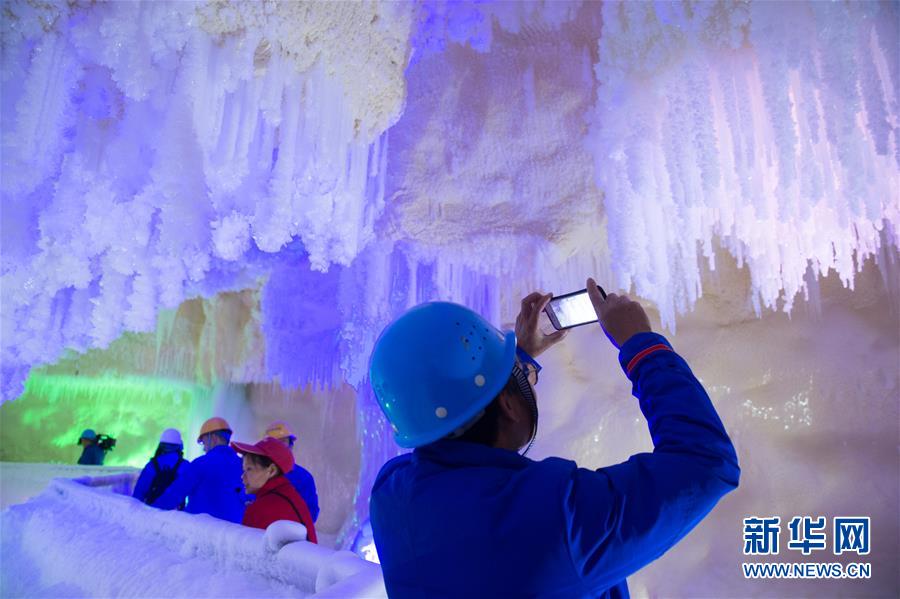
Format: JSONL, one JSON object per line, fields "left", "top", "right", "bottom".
{"left": 518, "top": 278, "right": 652, "bottom": 354}
{"left": 515, "top": 292, "right": 568, "bottom": 358}
{"left": 586, "top": 277, "right": 652, "bottom": 349}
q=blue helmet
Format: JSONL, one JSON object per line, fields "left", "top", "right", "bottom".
{"left": 78, "top": 429, "right": 97, "bottom": 444}
{"left": 369, "top": 302, "right": 517, "bottom": 448}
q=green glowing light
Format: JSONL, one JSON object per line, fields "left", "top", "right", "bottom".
{"left": 0, "top": 372, "right": 210, "bottom": 467}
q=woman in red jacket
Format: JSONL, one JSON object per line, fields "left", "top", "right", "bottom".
{"left": 231, "top": 437, "right": 318, "bottom": 543}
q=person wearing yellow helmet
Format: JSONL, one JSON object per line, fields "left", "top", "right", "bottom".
{"left": 151, "top": 417, "right": 245, "bottom": 523}
{"left": 264, "top": 421, "right": 319, "bottom": 522}
{"left": 197, "top": 416, "right": 232, "bottom": 452}
{"left": 368, "top": 280, "right": 739, "bottom": 597}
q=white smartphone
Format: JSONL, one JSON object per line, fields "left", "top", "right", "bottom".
{"left": 544, "top": 285, "right": 607, "bottom": 330}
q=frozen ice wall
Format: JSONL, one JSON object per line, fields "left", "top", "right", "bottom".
{"left": 0, "top": 372, "right": 208, "bottom": 466}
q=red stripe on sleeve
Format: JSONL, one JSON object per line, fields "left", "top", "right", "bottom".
{"left": 626, "top": 344, "right": 672, "bottom": 376}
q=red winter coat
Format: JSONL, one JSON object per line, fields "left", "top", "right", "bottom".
{"left": 242, "top": 475, "right": 318, "bottom": 543}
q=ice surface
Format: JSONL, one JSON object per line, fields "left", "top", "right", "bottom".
{"left": 265, "top": 520, "right": 309, "bottom": 551}
{"left": 0, "top": 462, "right": 138, "bottom": 510}
{"left": 0, "top": 473, "right": 386, "bottom": 598}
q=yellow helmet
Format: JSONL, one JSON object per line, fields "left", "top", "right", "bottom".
{"left": 265, "top": 420, "right": 297, "bottom": 443}
{"left": 197, "top": 417, "right": 231, "bottom": 442}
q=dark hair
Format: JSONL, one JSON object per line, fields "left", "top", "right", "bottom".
{"left": 214, "top": 430, "right": 232, "bottom": 443}
{"left": 453, "top": 374, "right": 521, "bottom": 447}
{"left": 245, "top": 452, "right": 282, "bottom": 475}
{"left": 154, "top": 442, "right": 184, "bottom": 459}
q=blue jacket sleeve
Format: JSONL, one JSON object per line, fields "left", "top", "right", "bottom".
{"left": 566, "top": 332, "right": 740, "bottom": 588}
{"left": 132, "top": 461, "right": 155, "bottom": 502}
{"left": 291, "top": 467, "right": 320, "bottom": 522}
{"left": 151, "top": 458, "right": 196, "bottom": 510}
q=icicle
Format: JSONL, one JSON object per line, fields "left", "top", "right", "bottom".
{"left": 1, "top": 0, "right": 414, "bottom": 399}
{"left": 588, "top": 1, "right": 900, "bottom": 329}
{"left": 3, "top": 32, "right": 80, "bottom": 197}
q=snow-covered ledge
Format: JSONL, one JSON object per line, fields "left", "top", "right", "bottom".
{"left": 0, "top": 462, "right": 140, "bottom": 509}
{"left": 0, "top": 473, "right": 385, "bottom": 597}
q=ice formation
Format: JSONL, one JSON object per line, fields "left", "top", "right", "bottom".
{"left": 590, "top": 1, "right": 900, "bottom": 325}
{"left": 3, "top": 0, "right": 898, "bottom": 402}
{"left": 1, "top": 0, "right": 412, "bottom": 399}
{"left": 1, "top": 1, "right": 899, "bottom": 595}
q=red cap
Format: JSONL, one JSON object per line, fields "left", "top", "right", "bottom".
{"left": 231, "top": 437, "right": 294, "bottom": 474}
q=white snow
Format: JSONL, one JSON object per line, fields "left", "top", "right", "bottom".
{"left": 0, "top": 471, "right": 385, "bottom": 598}
{"left": 0, "top": 462, "right": 138, "bottom": 510}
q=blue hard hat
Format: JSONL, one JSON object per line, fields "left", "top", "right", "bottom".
{"left": 78, "top": 429, "right": 97, "bottom": 443}
{"left": 369, "top": 302, "right": 517, "bottom": 448}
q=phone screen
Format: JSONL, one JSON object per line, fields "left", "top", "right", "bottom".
{"left": 544, "top": 286, "right": 606, "bottom": 330}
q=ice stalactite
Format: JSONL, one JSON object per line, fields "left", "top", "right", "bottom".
{"left": 384, "top": 0, "right": 605, "bottom": 314}
{"left": 260, "top": 256, "right": 345, "bottom": 390}
{"left": 411, "top": 0, "right": 584, "bottom": 55}
{"left": 588, "top": 0, "right": 900, "bottom": 329}
{"left": 221, "top": 0, "right": 605, "bottom": 397}
{"left": 0, "top": 0, "right": 413, "bottom": 400}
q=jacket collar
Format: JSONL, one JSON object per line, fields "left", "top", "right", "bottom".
{"left": 414, "top": 439, "right": 532, "bottom": 470}
{"left": 255, "top": 474, "right": 291, "bottom": 497}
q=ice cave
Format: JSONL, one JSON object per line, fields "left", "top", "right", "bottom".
{"left": 0, "top": 0, "right": 898, "bottom": 597}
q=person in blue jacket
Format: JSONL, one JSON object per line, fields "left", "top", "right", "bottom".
{"left": 76, "top": 429, "right": 106, "bottom": 465}
{"left": 368, "top": 278, "right": 740, "bottom": 598}
{"left": 264, "top": 421, "right": 320, "bottom": 522}
{"left": 132, "top": 428, "right": 188, "bottom": 505}
{"left": 152, "top": 417, "right": 245, "bottom": 523}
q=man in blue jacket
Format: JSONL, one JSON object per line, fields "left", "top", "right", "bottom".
{"left": 153, "top": 417, "right": 245, "bottom": 523}
{"left": 76, "top": 429, "right": 107, "bottom": 465}
{"left": 368, "top": 278, "right": 740, "bottom": 598}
